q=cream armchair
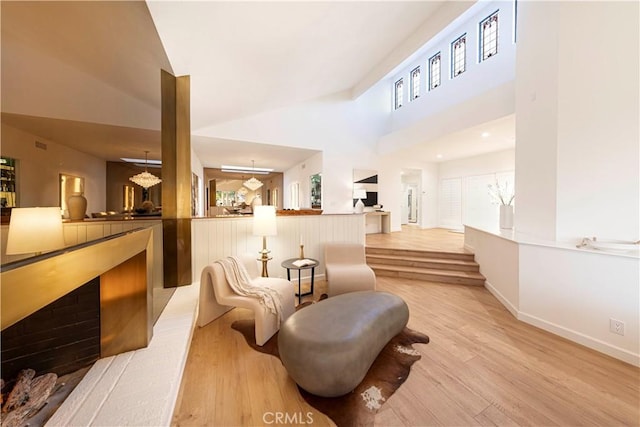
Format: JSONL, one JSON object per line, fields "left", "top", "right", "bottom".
{"left": 324, "top": 242, "right": 376, "bottom": 297}
{"left": 198, "top": 253, "right": 295, "bottom": 346}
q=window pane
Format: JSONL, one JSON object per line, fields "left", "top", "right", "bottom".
{"left": 394, "top": 78, "right": 403, "bottom": 110}
{"left": 480, "top": 11, "right": 499, "bottom": 61}
{"left": 451, "top": 34, "right": 466, "bottom": 78}
{"left": 410, "top": 67, "right": 420, "bottom": 101}
{"left": 429, "top": 52, "right": 441, "bottom": 90}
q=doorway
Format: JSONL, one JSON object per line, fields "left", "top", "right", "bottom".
{"left": 401, "top": 169, "right": 421, "bottom": 226}
{"left": 407, "top": 185, "right": 418, "bottom": 223}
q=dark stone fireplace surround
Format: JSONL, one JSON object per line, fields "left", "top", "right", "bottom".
{"left": 1, "top": 277, "right": 101, "bottom": 383}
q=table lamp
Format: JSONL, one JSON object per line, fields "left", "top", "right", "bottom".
{"left": 253, "top": 205, "right": 277, "bottom": 277}
{"left": 353, "top": 189, "right": 366, "bottom": 214}
{"left": 6, "top": 207, "right": 65, "bottom": 256}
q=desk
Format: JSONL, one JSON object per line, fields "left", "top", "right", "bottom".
{"left": 365, "top": 211, "right": 391, "bottom": 234}
{"left": 281, "top": 258, "right": 319, "bottom": 304}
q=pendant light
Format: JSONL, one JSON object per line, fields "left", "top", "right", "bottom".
{"left": 243, "top": 160, "right": 264, "bottom": 191}
{"left": 129, "top": 151, "right": 162, "bottom": 189}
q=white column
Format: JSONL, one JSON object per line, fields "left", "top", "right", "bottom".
{"left": 515, "top": 1, "right": 639, "bottom": 242}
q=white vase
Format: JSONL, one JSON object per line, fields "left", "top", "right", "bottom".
{"left": 500, "top": 204, "right": 514, "bottom": 229}
{"left": 67, "top": 192, "right": 87, "bottom": 221}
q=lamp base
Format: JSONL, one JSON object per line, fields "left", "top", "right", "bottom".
{"left": 258, "top": 236, "right": 272, "bottom": 277}
{"left": 354, "top": 199, "right": 365, "bottom": 214}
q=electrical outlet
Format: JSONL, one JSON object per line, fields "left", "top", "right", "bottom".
{"left": 610, "top": 318, "right": 625, "bottom": 336}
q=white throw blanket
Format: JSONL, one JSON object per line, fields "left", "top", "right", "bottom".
{"left": 214, "top": 256, "right": 284, "bottom": 324}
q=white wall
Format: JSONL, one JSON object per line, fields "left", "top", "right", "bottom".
{"left": 438, "top": 148, "right": 514, "bottom": 180}
{"left": 378, "top": 81, "right": 515, "bottom": 159}
{"left": 554, "top": 2, "right": 639, "bottom": 242}
{"left": 464, "top": 226, "right": 519, "bottom": 315}
{"left": 515, "top": 1, "right": 639, "bottom": 243}
{"left": 376, "top": 159, "right": 404, "bottom": 231}
{"left": 389, "top": 1, "right": 516, "bottom": 134}
{"left": 190, "top": 147, "right": 205, "bottom": 217}
{"left": 519, "top": 245, "right": 639, "bottom": 366}
{"left": 421, "top": 163, "right": 439, "bottom": 229}
{"left": 194, "top": 84, "right": 389, "bottom": 151}
{"left": 465, "top": 226, "right": 640, "bottom": 366}
{"left": 1, "top": 123, "right": 106, "bottom": 213}
{"left": 438, "top": 149, "right": 515, "bottom": 229}
{"left": 473, "top": 0, "right": 640, "bottom": 367}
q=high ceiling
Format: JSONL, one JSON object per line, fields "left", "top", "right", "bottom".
{"left": 0, "top": 1, "right": 510, "bottom": 172}
{"left": 145, "top": 1, "right": 445, "bottom": 130}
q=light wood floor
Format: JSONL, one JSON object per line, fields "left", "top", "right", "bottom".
{"left": 366, "top": 226, "right": 467, "bottom": 253}
{"left": 173, "top": 228, "right": 640, "bottom": 426}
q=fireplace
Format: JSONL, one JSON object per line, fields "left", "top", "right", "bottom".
{"left": 0, "top": 228, "right": 153, "bottom": 422}
{"left": 1, "top": 277, "right": 100, "bottom": 382}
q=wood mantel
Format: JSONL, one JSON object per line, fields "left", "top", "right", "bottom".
{"left": 1, "top": 228, "right": 153, "bottom": 357}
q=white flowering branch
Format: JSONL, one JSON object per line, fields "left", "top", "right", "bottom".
{"left": 487, "top": 178, "right": 514, "bottom": 206}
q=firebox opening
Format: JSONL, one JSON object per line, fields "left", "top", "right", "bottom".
{"left": 1, "top": 277, "right": 101, "bottom": 423}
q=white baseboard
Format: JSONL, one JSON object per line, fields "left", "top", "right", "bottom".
{"left": 484, "top": 280, "right": 639, "bottom": 367}
{"left": 484, "top": 280, "right": 518, "bottom": 317}
{"left": 518, "top": 311, "right": 640, "bottom": 367}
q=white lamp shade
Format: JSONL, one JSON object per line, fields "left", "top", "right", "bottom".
{"left": 353, "top": 189, "right": 367, "bottom": 199}
{"left": 253, "top": 205, "right": 277, "bottom": 236}
{"left": 6, "top": 207, "right": 65, "bottom": 255}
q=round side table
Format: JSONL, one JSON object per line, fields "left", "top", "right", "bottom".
{"left": 281, "top": 258, "right": 319, "bottom": 304}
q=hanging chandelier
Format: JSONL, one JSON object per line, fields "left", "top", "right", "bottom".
{"left": 243, "top": 160, "right": 264, "bottom": 191}
{"left": 129, "top": 151, "right": 162, "bottom": 189}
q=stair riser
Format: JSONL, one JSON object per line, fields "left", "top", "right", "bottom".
{"left": 366, "top": 247, "right": 474, "bottom": 261}
{"left": 373, "top": 268, "right": 485, "bottom": 286}
{"left": 366, "top": 257, "right": 479, "bottom": 272}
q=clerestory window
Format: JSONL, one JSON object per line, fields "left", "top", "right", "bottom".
{"left": 480, "top": 11, "right": 499, "bottom": 61}
{"left": 429, "top": 52, "right": 441, "bottom": 90}
{"left": 451, "top": 34, "right": 467, "bottom": 78}
{"left": 394, "top": 78, "right": 403, "bottom": 110}
{"left": 410, "top": 67, "right": 420, "bottom": 101}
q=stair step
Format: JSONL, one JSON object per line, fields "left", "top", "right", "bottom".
{"left": 366, "top": 246, "right": 474, "bottom": 261}
{"left": 366, "top": 253, "right": 479, "bottom": 272}
{"left": 369, "top": 264, "right": 486, "bottom": 286}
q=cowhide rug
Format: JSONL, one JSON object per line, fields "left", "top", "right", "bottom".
{"left": 231, "top": 302, "right": 429, "bottom": 427}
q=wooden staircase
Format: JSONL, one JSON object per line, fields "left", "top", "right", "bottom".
{"left": 366, "top": 247, "right": 486, "bottom": 286}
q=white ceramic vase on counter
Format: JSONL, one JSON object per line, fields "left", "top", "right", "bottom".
{"left": 499, "top": 204, "right": 514, "bottom": 229}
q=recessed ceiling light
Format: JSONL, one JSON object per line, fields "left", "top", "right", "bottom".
{"left": 436, "top": 154, "right": 443, "bottom": 159}
{"left": 121, "top": 157, "right": 162, "bottom": 165}
{"left": 481, "top": 132, "right": 490, "bottom": 138}
{"left": 220, "top": 164, "right": 273, "bottom": 173}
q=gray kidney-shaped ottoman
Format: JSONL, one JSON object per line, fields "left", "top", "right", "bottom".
{"left": 278, "top": 290, "right": 409, "bottom": 397}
